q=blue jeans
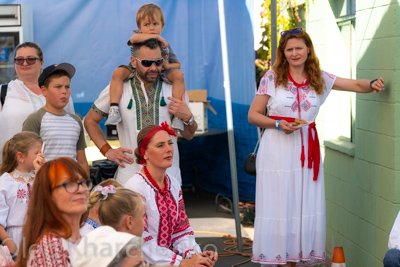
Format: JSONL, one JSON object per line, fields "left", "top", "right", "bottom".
{"left": 384, "top": 249, "right": 400, "bottom": 267}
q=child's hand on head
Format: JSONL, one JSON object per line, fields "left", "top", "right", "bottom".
{"left": 33, "top": 152, "right": 46, "bottom": 172}
{"left": 162, "top": 54, "right": 169, "bottom": 69}
{"left": 158, "top": 36, "right": 168, "bottom": 49}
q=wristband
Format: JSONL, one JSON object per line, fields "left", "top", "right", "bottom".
{"left": 276, "top": 120, "right": 281, "bottom": 131}
{"left": 370, "top": 79, "right": 378, "bottom": 89}
{"left": 100, "top": 143, "right": 112, "bottom": 156}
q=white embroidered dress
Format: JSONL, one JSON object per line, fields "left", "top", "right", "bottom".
{"left": 251, "top": 70, "right": 336, "bottom": 266}
{"left": 0, "top": 172, "right": 33, "bottom": 249}
{"left": 125, "top": 172, "right": 201, "bottom": 266}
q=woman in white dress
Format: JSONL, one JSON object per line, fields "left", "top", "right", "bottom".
{"left": 15, "top": 157, "right": 92, "bottom": 267}
{"left": 0, "top": 42, "right": 74, "bottom": 164}
{"left": 125, "top": 122, "right": 218, "bottom": 267}
{"left": 248, "top": 28, "right": 385, "bottom": 267}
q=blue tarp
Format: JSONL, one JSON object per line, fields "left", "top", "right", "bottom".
{"left": 2, "top": 0, "right": 259, "bottom": 201}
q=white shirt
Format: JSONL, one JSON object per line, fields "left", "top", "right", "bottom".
{"left": 93, "top": 77, "right": 184, "bottom": 185}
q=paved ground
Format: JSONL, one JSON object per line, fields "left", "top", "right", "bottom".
{"left": 183, "top": 190, "right": 259, "bottom": 267}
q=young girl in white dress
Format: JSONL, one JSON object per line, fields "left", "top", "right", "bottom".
{"left": 0, "top": 131, "right": 45, "bottom": 255}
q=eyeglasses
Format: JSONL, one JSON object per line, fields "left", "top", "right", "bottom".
{"left": 134, "top": 57, "right": 164, "bottom": 68}
{"left": 14, "top": 57, "right": 41, "bottom": 65}
{"left": 55, "top": 179, "right": 93, "bottom": 193}
{"left": 281, "top": 28, "right": 303, "bottom": 38}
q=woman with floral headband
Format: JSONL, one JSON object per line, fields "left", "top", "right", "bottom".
{"left": 125, "top": 122, "right": 218, "bottom": 267}
{"left": 248, "top": 28, "right": 385, "bottom": 267}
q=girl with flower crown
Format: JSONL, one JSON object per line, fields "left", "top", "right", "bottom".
{"left": 0, "top": 131, "right": 45, "bottom": 256}
{"left": 125, "top": 122, "right": 218, "bottom": 267}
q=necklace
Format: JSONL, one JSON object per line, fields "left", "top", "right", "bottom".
{"left": 11, "top": 169, "right": 35, "bottom": 182}
{"left": 143, "top": 166, "right": 168, "bottom": 194}
{"left": 288, "top": 70, "right": 308, "bottom": 88}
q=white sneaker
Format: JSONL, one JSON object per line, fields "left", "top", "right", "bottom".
{"left": 171, "top": 116, "right": 184, "bottom": 131}
{"left": 105, "top": 106, "right": 122, "bottom": 125}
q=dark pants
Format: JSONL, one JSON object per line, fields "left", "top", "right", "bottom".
{"left": 384, "top": 249, "right": 400, "bottom": 267}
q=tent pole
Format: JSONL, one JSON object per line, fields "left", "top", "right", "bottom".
{"left": 217, "top": 0, "right": 243, "bottom": 252}
{"left": 271, "top": 0, "right": 277, "bottom": 65}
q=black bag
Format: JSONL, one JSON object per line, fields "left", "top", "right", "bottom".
{"left": 90, "top": 159, "right": 118, "bottom": 186}
{"left": 244, "top": 128, "right": 264, "bottom": 177}
{"left": 244, "top": 153, "right": 257, "bottom": 176}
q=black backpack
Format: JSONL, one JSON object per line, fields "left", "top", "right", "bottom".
{"left": 0, "top": 84, "right": 8, "bottom": 107}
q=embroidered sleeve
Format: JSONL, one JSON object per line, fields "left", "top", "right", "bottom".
{"left": 170, "top": 189, "right": 201, "bottom": 258}
{"left": 29, "top": 235, "right": 71, "bottom": 267}
{"left": 141, "top": 227, "right": 183, "bottom": 267}
{"left": 257, "top": 70, "right": 276, "bottom": 97}
{"left": 320, "top": 70, "right": 337, "bottom": 105}
{"left": 0, "top": 183, "right": 9, "bottom": 228}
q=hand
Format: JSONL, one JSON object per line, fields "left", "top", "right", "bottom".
{"left": 158, "top": 36, "right": 169, "bottom": 49}
{"left": 200, "top": 251, "right": 218, "bottom": 266}
{"left": 167, "top": 94, "right": 192, "bottom": 123}
{"left": 3, "top": 238, "right": 17, "bottom": 254}
{"left": 162, "top": 54, "right": 170, "bottom": 70}
{"left": 371, "top": 77, "right": 385, "bottom": 94}
{"left": 278, "top": 120, "right": 300, "bottom": 135}
{"left": 33, "top": 152, "right": 46, "bottom": 172}
{"left": 104, "top": 147, "right": 133, "bottom": 168}
{"left": 180, "top": 254, "right": 213, "bottom": 267}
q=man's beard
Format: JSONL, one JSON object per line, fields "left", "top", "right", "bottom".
{"left": 137, "top": 67, "right": 160, "bottom": 84}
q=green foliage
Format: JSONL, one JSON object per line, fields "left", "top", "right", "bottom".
{"left": 256, "top": 0, "right": 309, "bottom": 83}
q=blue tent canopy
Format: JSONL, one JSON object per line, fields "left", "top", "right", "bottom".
{"left": 2, "top": 0, "right": 259, "bottom": 201}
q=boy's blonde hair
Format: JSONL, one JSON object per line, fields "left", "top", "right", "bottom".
{"left": 136, "top": 3, "right": 165, "bottom": 29}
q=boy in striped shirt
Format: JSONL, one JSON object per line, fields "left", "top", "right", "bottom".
{"left": 22, "top": 63, "right": 88, "bottom": 174}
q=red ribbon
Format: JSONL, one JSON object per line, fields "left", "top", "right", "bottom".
{"left": 270, "top": 116, "right": 320, "bottom": 181}
{"left": 308, "top": 122, "right": 320, "bottom": 181}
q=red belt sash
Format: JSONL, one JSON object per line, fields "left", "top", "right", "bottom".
{"left": 270, "top": 116, "right": 320, "bottom": 181}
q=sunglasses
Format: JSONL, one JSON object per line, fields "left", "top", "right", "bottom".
{"left": 281, "top": 28, "right": 303, "bottom": 38}
{"left": 134, "top": 57, "right": 164, "bottom": 68}
{"left": 54, "top": 179, "right": 93, "bottom": 193}
{"left": 14, "top": 57, "right": 41, "bottom": 65}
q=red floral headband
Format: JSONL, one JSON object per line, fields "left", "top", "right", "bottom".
{"left": 139, "top": 121, "right": 177, "bottom": 165}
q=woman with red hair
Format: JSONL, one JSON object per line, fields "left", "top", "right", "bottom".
{"left": 15, "top": 157, "right": 92, "bottom": 267}
{"left": 248, "top": 28, "right": 384, "bottom": 266}
{"left": 125, "top": 123, "right": 218, "bottom": 267}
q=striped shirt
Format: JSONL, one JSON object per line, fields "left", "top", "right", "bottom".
{"left": 22, "top": 108, "right": 86, "bottom": 161}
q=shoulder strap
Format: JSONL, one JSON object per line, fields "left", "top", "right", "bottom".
{"left": 1, "top": 84, "right": 8, "bottom": 106}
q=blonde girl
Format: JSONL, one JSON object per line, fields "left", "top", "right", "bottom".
{"left": 80, "top": 178, "right": 122, "bottom": 236}
{"left": 0, "top": 131, "right": 45, "bottom": 255}
{"left": 97, "top": 186, "right": 145, "bottom": 237}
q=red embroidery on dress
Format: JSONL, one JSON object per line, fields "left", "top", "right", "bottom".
{"left": 171, "top": 231, "right": 194, "bottom": 246}
{"left": 184, "top": 249, "right": 196, "bottom": 258}
{"left": 322, "top": 70, "right": 335, "bottom": 80}
{"left": 156, "top": 192, "right": 177, "bottom": 248}
{"left": 30, "top": 234, "right": 71, "bottom": 266}
{"left": 170, "top": 253, "right": 178, "bottom": 265}
{"left": 17, "top": 189, "right": 26, "bottom": 200}
{"left": 144, "top": 235, "right": 153, "bottom": 242}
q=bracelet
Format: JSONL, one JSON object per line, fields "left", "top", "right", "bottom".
{"left": 370, "top": 79, "right": 378, "bottom": 89}
{"left": 276, "top": 120, "right": 281, "bottom": 131}
{"left": 100, "top": 143, "right": 112, "bottom": 156}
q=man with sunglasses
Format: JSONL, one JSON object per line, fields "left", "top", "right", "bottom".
{"left": 85, "top": 38, "right": 197, "bottom": 186}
